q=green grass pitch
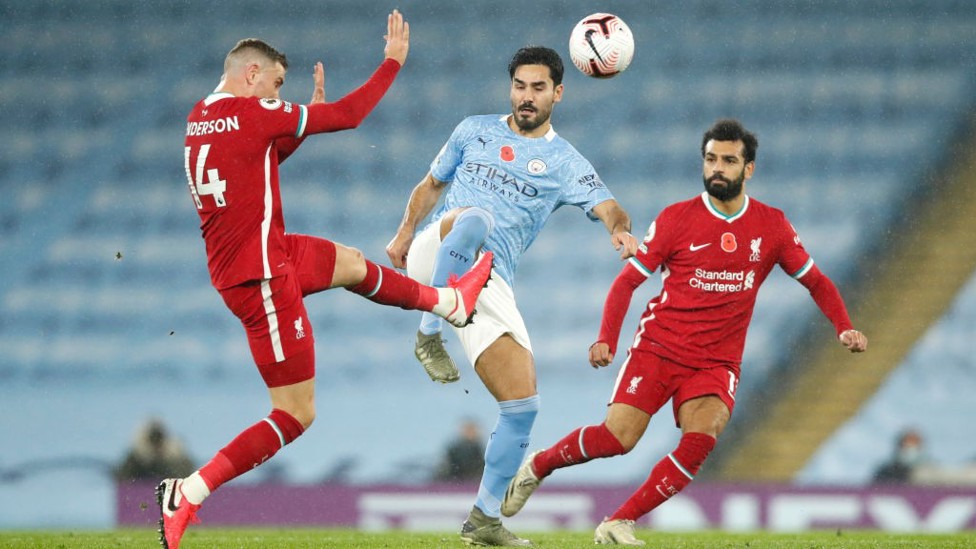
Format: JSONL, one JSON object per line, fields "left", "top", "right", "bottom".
{"left": 0, "top": 529, "right": 974, "bottom": 548}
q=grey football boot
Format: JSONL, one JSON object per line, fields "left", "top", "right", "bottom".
{"left": 460, "top": 505, "right": 533, "bottom": 546}
{"left": 414, "top": 330, "right": 459, "bottom": 383}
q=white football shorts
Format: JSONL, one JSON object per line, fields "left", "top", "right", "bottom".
{"left": 406, "top": 221, "right": 532, "bottom": 365}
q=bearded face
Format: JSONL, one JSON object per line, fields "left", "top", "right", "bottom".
{"left": 703, "top": 169, "right": 745, "bottom": 201}
{"left": 509, "top": 64, "right": 561, "bottom": 135}
{"left": 701, "top": 139, "right": 752, "bottom": 202}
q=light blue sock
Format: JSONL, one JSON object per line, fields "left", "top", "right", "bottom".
{"left": 475, "top": 395, "right": 540, "bottom": 517}
{"left": 419, "top": 207, "right": 494, "bottom": 336}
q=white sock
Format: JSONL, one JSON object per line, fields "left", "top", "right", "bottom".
{"left": 180, "top": 471, "right": 211, "bottom": 505}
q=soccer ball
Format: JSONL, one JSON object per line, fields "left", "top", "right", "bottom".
{"left": 568, "top": 13, "right": 635, "bottom": 78}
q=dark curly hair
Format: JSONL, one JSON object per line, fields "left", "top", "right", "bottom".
{"left": 701, "top": 119, "right": 758, "bottom": 163}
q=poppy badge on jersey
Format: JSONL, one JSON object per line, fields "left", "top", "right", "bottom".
{"left": 721, "top": 232, "right": 737, "bottom": 252}
{"left": 500, "top": 145, "right": 516, "bottom": 162}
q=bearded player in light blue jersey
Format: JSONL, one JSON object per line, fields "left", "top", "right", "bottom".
{"left": 387, "top": 46, "right": 638, "bottom": 546}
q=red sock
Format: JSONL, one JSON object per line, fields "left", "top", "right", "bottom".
{"left": 609, "top": 432, "right": 716, "bottom": 521}
{"left": 347, "top": 260, "right": 437, "bottom": 311}
{"left": 198, "top": 409, "right": 305, "bottom": 492}
{"left": 533, "top": 423, "right": 625, "bottom": 478}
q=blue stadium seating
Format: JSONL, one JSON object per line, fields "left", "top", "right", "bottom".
{"left": 0, "top": 0, "right": 974, "bottom": 527}
{"left": 799, "top": 272, "right": 976, "bottom": 485}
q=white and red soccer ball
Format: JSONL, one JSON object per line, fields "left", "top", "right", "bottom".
{"left": 568, "top": 13, "right": 635, "bottom": 78}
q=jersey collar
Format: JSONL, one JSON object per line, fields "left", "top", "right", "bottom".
{"left": 499, "top": 114, "right": 558, "bottom": 142}
{"left": 204, "top": 92, "right": 234, "bottom": 106}
{"left": 701, "top": 191, "right": 750, "bottom": 223}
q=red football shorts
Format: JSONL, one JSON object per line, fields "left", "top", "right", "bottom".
{"left": 610, "top": 347, "right": 738, "bottom": 427}
{"left": 217, "top": 235, "right": 337, "bottom": 388}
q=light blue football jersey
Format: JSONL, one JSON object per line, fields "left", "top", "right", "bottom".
{"left": 428, "top": 114, "right": 615, "bottom": 288}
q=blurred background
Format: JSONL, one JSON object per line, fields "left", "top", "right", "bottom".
{"left": 1, "top": 0, "right": 975, "bottom": 529}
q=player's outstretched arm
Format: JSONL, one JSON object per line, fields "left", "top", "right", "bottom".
{"left": 276, "top": 62, "right": 326, "bottom": 163}
{"left": 839, "top": 329, "right": 868, "bottom": 352}
{"left": 384, "top": 9, "right": 409, "bottom": 66}
{"left": 300, "top": 11, "right": 406, "bottom": 136}
{"left": 386, "top": 173, "right": 447, "bottom": 269}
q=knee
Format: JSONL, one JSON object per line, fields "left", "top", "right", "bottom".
{"left": 441, "top": 207, "right": 494, "bottom": 242}
{"left": 605, "top": 422, "right": 641, "bottom": 453}
{"left": 457, "top": 207, "right": 494, "bottom": 232}
{"left": 294, "top": 408, "right": 316, "bottom": 431}
{"left": 346, "top": 246, "right": 366, "bottom": 273}
{"left": 617, "top": 433, "right": 640, "bottom": 454}
{"left": 280, "top": 402, "right": 315, "bottom": 431}
{"left": 338, "top": 246, "right": 368, "bottom": 286}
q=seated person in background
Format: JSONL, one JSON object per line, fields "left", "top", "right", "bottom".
{"left": 115, "top": 418, "right": 195, "bottom": 482}
{"left": 872, "top": 428, "right": 925, "bottom": 484}
{"left": 434, "top": 419, "right": 486, "bottom": 482}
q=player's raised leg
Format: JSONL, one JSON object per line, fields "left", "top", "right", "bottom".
{"left": 415, "top": 207, "right": 494, "bottom": 382}
{"left": 334, "top": 242, "right": 492, "bottom": 328}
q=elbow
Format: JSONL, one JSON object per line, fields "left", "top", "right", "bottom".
{"left": 334, "top": 116, "right": 363, "bottom": 131}
{"left": 344, "top": 113, "right": 366, "bottom": 129}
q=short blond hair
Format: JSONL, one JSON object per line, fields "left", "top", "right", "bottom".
{"left": 224, "top": 38, "right": 288, "bottom": 72}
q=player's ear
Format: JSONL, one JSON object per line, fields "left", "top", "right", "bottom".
{"left": 553, "top": 83, "right": 564, "bottom": 103}
{"left": 244, "top": 62, "right": 261, "bottom": 85}
{"left": 744, "top": 160, "right": 755, "bottom": 181}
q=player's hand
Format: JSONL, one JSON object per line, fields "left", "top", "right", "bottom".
{"left": 589, "top": 341, "right": 614, "bottom": 369}
{"left": 384, "top": 9, "right": 410, "bottom": 66}
{"left": 839, "top": 329, "right": 867, "bottom": 353}
{"left": 309, "top": 61, "right": 325, "bottom": 104}
{"left": 386, "top": 230, "right": 414, "bottom": 269}
{"left": 612, "top": 230, "right": 638, "bottom": 260}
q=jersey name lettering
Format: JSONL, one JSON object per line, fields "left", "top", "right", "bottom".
{"left": 186, "top": 116, "right": 240, "bottom": 137}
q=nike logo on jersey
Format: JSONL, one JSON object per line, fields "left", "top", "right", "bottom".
{"left": 689, "top": 243, "right": 712, "bottom": 252}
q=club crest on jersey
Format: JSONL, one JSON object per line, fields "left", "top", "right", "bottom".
{"left": 260, "top": 98, "right": 283, "bottom": 110}
{"left": 527, "top": 158, "right": 547, "bottom": 174}
{"left": 294, "top": 316, "right": 306, "bottom": 340}
{"left": 721, "top": 232, "right": 737, "bottom": 253}
{"left": 643, "top": 221, "right": 656, "bottom": 243}
{"left": 500, "top": 145, "right": 516, "bottom": 162}
{"left": 749, "top": 237, "right": 762, "bottom": 262}
{"left": 626, "top": 376, "right": 643, "bottom": 395}
{"left": 638, "top": 221, "right": 656, "bottom": 254}
{"left": 790, "top": 223, "right": 802, "bottom": 246}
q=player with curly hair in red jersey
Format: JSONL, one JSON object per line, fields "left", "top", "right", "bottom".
{"left": 502, "top": 119, "right": 867, "bottom": 545}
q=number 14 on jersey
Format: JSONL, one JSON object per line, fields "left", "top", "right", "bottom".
{"left": 184, "top": 144, "right": 227, "bottom": 209}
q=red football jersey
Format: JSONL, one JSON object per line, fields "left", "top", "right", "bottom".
{"left": 184, "top": 94, "right": 308, "bottom": 289}
{"left": 183, "top": 59, "right": 400, "bottom": 290}
{"left": 625, "top": 192, "right": 813, "bottom": 371}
